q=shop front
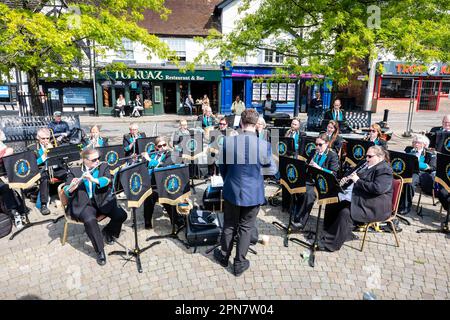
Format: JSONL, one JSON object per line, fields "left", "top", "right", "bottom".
{"left": 96, "top": 68, "right": 221, "bottom": 116}
{"left": 372, "top": 61, "right": 450, "bottom": 112}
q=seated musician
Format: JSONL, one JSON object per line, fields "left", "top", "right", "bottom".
{"left": 123, "top": 123, "right": 146, "bottom": 157}
{"left": 320, "top": 146, "right": 393, "bottom": 252}
{"left": 64, "top": 148, "right": 127, "bottom": 266}
{"left": 48, "top": 111, "right": 70, "bottom": 144}
{"left": 364, "top": 123, "right": 387, "bottom": 148}
{"left": 82, "top": 125, "right": 108, "bottom": 150}
{"left": 323, "top": 99, "right": 346, "bottom": 123}
{"left": 0, "top": 130, "right": 27, "bottom": 229}
{"left": 398, "top": 134, "right": 436, "bottom": 215}
{"left": 207, "top": 117, "right": 238, "bottom": 177}
{"left": 29, "top": 128, "right": 67, "bottom": 215}
{"left": 430, "top": 114, "right": 450, "bottom": 134}
{"left": 142, "top": 136, "right": 184, "bottom": 230}
{"left": 197, "top": 106, "right": 217, "bottom": 129}
{"left": 285, "top": 118, "right": 303, "bottom": 153}
{"left": 324, "top": 120, "right": 344, "bottom": 156}
{"left": 255, "top": 117, "right": 268, "bottom": 140}
{"left": 172, "top": 120, "right": 190, "bottom": 148}
{"left": 429, "top": 114, "right": 450, "bottom": 151}
{"left": 291, "top": 133, "right": 340, "bottom": 230}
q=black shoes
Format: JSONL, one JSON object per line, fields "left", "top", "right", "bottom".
{"left": 96, "top": 251, "right": 106, "bottom": 266}
{"left": 234, "top": 260, "right": 250, "bottom": 277}
{"left": 290, "top": 221, "right": 305, "bottom": 231}
{"left": 144, "top": 221, "right": 153, "bottom": 230}
{"left": 40, "top": 205, "right": 50, "bottom": 216}
{"left": 102, "top": 229, "right": 115, "bottom": 245}
{"left": 213, "top": 248, "right": 229, "bottom": 268}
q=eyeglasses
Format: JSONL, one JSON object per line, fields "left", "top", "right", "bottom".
{"left": 316, "top": 143, "right": 325, "bottom": 147}
{"left": 219, "top": 123, "right": 227, "bottom": 126}
{"left": 366, "top": 154, "right": 375, "bottom": 159}
{"left": 87, "top": 157, "right": 99, "bottom": 162}
{"left": 157, "top": 143, "right": 167, "bottom": 148}
{"left": 369, "top": 129, "right": 376, "bottom": 133}
{"left": 40, "top": 137, "right": 50, "bottom": 140}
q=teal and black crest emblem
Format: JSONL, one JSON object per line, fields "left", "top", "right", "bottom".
{"left": 391, "top": 158, "right": 406, "bottom": 175}
{"left": 145, "top": 142, "right": 155, "bottom": 154}
{"left": 446, "top": 163, "right": 450, "bottom": 181}
{"left": 187, "top": 139, "right": 198, "bottom": 153}
{"left": 352, "top": 144, "right": 365, "bottom": 161}
{"left": 445, "top": 137, "right": 450, "bottom": 152}
{"left": 164, "top": 174, "right": 181, "bottom": 195}
{"left": 278, "top": 141, "right": 287, "bottom": 156}
{"left": 305, "top": 142, "right": 316, "bottom": 157}
{"left": 286, "top": 164, "right": 298, "bottom": 184}
{"left": 14, "top": 159, "right": 31, "bottom": 178}
{"left": 317, "top": 174, "right": 328, "bottom": 195}
{"left": 129, "top": 173, "right": 143, "bottom": 196}
{"left": 106, "top": 150, "right": 119, "bottom": 167}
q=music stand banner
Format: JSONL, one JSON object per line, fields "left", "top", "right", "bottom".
{"left": 344, "top": 138, "right": 374, "bottom": 167}
{"left": 137, "top": 137, "right": 157, "bottom": 155}
{"left": 46, "top": 144, "right": 81, "bottom": 166}
{"left": 389, "top": 150, "right": 419, "bottom": 184}
{"left": 153, "top": 165, "right": 191, "bottom": 205}
{"left": 298, "top": 135, "right": 316, "bottom": 161}
{"left": 208, "top": 129, "right": 226, "bottom": 155}
{"left": 179, "top": 133, "right": 204, "bottom": 161}
{"left": 274, "top": 137, "right": 295, "bottom": 160}
{"left": 435, "top": 152, "right": 450, "bottom": 192}
{"left": 119, "top": 161, "right": 153, "bottom": 208}
{"left": 435, "top": 131, "right": 450, "bottom": 155}
{"left": 98, "top": 144, "right": 125, "bottom": 174}
{"left": 2, "top": 150, "right": 41, "bottom": 189}
{"left": 308, "top": 165, "right": 341, "bottom": 205}
{"left": 279, "top": 156, "right": 307, "bottom": 194}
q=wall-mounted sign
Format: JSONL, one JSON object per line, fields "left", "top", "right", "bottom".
{"left": 98, "top": 69, "right": 222, "bottom": 82}
{"left": 381, "top": 61, "right": 450, "bottom": 77}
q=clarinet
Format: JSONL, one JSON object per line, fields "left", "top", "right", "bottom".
{"left": 339, "top": 161, "right": 368, "bottom": 189}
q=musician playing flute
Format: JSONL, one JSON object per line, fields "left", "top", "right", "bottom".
{"left": 320, "top": 146, "right": 393, "bottom": 252}
{"left": 291, "top": 133, "right": 339, "bottom": 230}
{"left": 63, "top": 148, "right": 127, "bottom": 266}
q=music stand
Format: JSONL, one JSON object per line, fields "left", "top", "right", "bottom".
{"left": 136, "top": 137, "right": 157, "bottom": 155}
{"left": 434, "top": 131, "right": 450, "bottom": 155}
{"left": 291, "top": 165, "right": 342, "bottom": 267}
{"left": 179, "top": 132, "right": 206, "bottom": 194}
{"left": 2, "top": 151, "right": 62, "bottom": 240}
{"left": 146, "top": 164, "right": 191, "bottom": 248}
{"left": 272, "top": 156, "right": 308, "bottom": 246}
{"left": 298, "top": 135, "right": 317, "bottom": 161}
{"left": 343, "top": 138, "right": 374, "bottom": 168}
{"left": 389, "top": 150, "right": 419, "bottom": 224}
{"left": 108, "top": 161, "right": 161, "bottom": 273}
{"left": 274, "top": 118, "right": 292, "bottom": 128}
{"left": 417, "top": 152, "right": 450, "bottom": 234}
{"left": 97, "top": 144, "right": 125, "bottom": 175}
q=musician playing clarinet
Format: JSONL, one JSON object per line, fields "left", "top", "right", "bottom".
{"left": 63, "top": 148, "right": 127, "bottom": 266}
{"left": 320, "top": 146, "right": 393, "bottom": 252}
{"left": 123, "top": 123, "right": 146, "bottom": 157}
{"left": 142, "top": 136, "right": 184, "bottom": 230}
{"left": 291, "top": 133, "right": 339, "bottom": 230}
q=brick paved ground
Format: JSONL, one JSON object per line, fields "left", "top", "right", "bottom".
{"left": 1, "top": 104, "right": 449, "bottom": 300}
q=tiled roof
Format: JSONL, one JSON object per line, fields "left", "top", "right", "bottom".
{"left": 140, "top": 0, "right": 222, "bottom": 37}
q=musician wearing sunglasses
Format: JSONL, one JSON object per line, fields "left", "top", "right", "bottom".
{"left": 63, "top": 148, "right": 127, "bottom": 266}
{"left": 123, "top": 123, "right": 146, "bottom": 157}
{"left": 291, "top": 134, "right": 339, "bottom": 230}
{"left": 142, "top": 137, "right": 184, "bottom": 230}
{"left": 398, "top": 134, "right": 436, "bottom": 215}
{"left": 29, "top": 128, "right": 66, "bottom": 216}
{"left": 364, "top": 124, "right": 387, "bottom": 148}
{"left": 319, "top": 146, "right": 393, "bottom": 252}
{"left": 82, "top": 125, "right": 108, "bottom": 150}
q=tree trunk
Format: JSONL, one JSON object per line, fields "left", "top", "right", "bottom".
{"left": 27, "top": 68, "right": 44, "bottom": 116}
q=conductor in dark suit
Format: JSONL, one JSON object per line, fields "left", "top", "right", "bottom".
{"left": 64, "top": 148, "right": 127, "bottom": 266}
{"left": 320, "top": 146, "right": 393, "bottom": 252}
{"left": 123, "top": 123, "right": 146, "bottom": 157}
{"left": 214, "top": 109, "right": 277, "bottom": 276}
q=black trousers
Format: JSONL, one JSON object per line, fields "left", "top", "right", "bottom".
{"left": 143, "top": 192, "right": 184, "bottom": 228}
{"left": 437, "top": 187, "right": 449, "bottom": 211}
{"left": 0, "top": 182, "right": 25, "bottom": 214}
{"left": 71, "top": 200, "right": 127, "bottom": 253}
{"left": 220, "top": 200, "right": 259, "bottom": 269}
{"left": 293, "top": 182, "right": 316, "bottom": 225}
{"left": 39, "top": 168, "right": 67, "bottom": 204}
{"left": 398, "top": 172, "right": 434, "bottom": 213}
{"left": 321, "top": 201, "right": 354, "bottom": 252}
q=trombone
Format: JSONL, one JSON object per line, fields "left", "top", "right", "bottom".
{"left": 49, "top": 128, "right": 58, "bottom": 147}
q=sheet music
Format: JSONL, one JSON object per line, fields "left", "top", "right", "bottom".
{"left": 233, "top": 116, "right": 241, "bottom": 128}
{"left": 211, "top": 175, "right": 224, "bottom": 187}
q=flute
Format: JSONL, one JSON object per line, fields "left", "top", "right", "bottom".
{"left": 67, "top": 162, "right": 103, "bottom": 192}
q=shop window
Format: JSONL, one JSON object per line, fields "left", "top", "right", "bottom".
{"left": 116, "top": 38, "right": 134, "bottom": 60}
{"left": 162, "top": 38, "right": 186, "bottom": 62}
{"left": 102, "top": 86, "right": 112, "bottom": 107}
{"left": 263, "top": 49, "right": 284, "bottom": 64}
{"left": 379, "top": 78, "right": 413, "bottom": 98}
{"left": 440, "top": 81, "right": 450, "bottom": 95}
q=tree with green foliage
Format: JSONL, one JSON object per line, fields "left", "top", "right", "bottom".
{"left": 0, "top": 0, "right": 174, "bottom": 115}
{"left": 201, "top": 0, "right": 450, "bottom": 87}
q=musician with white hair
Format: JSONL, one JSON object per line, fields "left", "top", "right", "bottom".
{"left": 63, "top": 148, "right": 127, "bottom": 266}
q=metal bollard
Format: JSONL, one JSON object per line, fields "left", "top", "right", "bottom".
{"left": 383, "top": 109, "right": 389, "bottom": 123}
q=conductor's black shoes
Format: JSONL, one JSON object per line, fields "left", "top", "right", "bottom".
{"left": 96, "top": 251, "right": 106, "bottom": 266}
{"left": 102, "top": 229, "right": 115, "bottom": 245}
{"left": 213, "top": 248, "right": 229, "bottom": 268}
{"left": 234, "top": 260, "right": 250, "bottom": 277}
{"left": 40, "top": 205, "right": 50, "bottom": 216}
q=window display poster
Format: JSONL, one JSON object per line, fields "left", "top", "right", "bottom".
{"left": 252, "top": 82, "right": 261, "bottom": 101}
{"left": 0, "top": 85, "right": 9, "bottom": 98}
{"left": 287, "top": 83, "right": 296, "bottom": 101}
{"left": 270, "top": 83, "right": 278, "bottom": 99}
{"left": 278, "top": 83, "right": 287, "bottom": 101}
{"left": 48, "top": 88, "right": 59, "bottom": 100}
{"left": 63, "top": 87, "right": 94, "bottom": 105}
{"left": 261, "top": 83, "right": 269, "bottom": 97}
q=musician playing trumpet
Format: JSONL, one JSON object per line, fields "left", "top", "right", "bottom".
{"left": 291, "top": 133, "right": 339, "bottom": 230}
{"left": 63, "top": 148, "right": 127, "bottom": 266}
{"left": 123, "top": 123, "right": 146, "bottom": 157}
{"left": 82, "top": 125, "right": 108, "bottom": 150}
{"left": 285, "top": 118, "right": 303, "bottom": 153}
{"left": 320, "top": 146, "right": 393, "bottom": 252}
